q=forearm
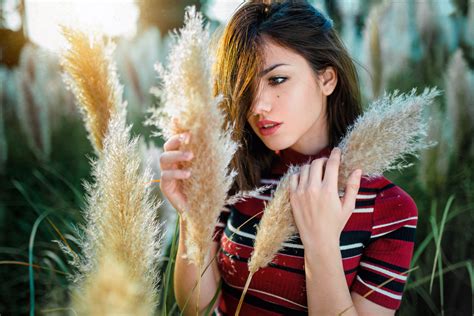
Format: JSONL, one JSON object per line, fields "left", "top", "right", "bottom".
{"left": 174, "top": 218, "right": 221, "bottom": 315}
{"left": 304, "top": 240, "right": 358, "bottom": 316}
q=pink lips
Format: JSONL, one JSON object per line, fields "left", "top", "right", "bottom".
{"left": 257, "top": 119, "right": 283, "bottom": 136}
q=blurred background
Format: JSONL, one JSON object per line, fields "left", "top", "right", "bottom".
{"left": 0, "top": 0, "right": 473, "bottom": 315}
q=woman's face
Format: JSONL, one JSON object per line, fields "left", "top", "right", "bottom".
{"left": 247, "top": 38, "right": 335, "bottom": 155}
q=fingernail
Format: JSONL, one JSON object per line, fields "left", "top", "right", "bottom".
{"left": 356, "top": 169, "right": 362, "bottom": 176}
{"left": 184, "top": 133, "right": 190, "bottom": 144}
{"left": 185, "top": 170, "right": 191, "bottom": 177}
{"left": 185, "top": 152, "right": 193, "bottom": 160}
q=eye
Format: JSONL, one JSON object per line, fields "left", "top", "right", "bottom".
{"left": 268, "top": 76, "right": 287, "bottom": 86}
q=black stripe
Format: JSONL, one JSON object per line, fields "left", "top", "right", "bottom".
{"left": 222, "top": 281, "right": 308, "bottom": 315}
{"left": 372, "top": 227, "right": 416, "bottom": 242}
{"left": 358, "top": 269, "right": 405, "bottom": 293}
{"left": 363, "top": 256, "right": 409, "bottom": 273}
{"left": 380, "top": 183, "right": 396, "bottom": 192}
{"left": 358, "top": 183, "right": 395, "bottom": 193}
{"left": 220, "top": 249, "right": 306, "bottom": 275}
{"left": 340, "top": 231, "right": 371, "bottom": 245}
{"left": 358, "top": 187, "right": 379, "bottom": 193}
{"left": 355, "top": 199, "right": 375, "bottom": 207}
{"left": 341, "top": 247, "right": 364, "bottom": 258}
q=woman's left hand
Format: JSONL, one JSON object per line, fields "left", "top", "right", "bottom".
{"left": 289, "top": 147, "right": 362, "bottom": 247}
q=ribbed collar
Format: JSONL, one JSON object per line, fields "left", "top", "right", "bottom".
{"left": 271, "top": 145, "right": 333, "bottom": 175}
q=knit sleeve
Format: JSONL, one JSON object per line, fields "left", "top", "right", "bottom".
{"left": 350, "top": 183, "right": 418, "bottom": 310}
{"left": 212, "top": 205, "right": 231, "bottom": 243}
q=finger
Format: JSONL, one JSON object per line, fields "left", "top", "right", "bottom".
{"left": 160, "top": 169, "right": 192, "bottom": 181}
{"left": 159, "top": 150, "right": 193, "bottom": 169}
{"left": 323, "top": 147, "right": 341, "bottom": 190}
{"left": 298, "top": 163, "right": 311, "bottom": 190}
{"left": 309, "top": 157, "right": 328, "bottom": 186}
{"left": 290, "top": 172, "right": 299, "bottom": 192}
{"left": 163, "top": 132, "right": 190, "bottom": 151}
{"left": 341, "top": 169, "right": 362, "bottom": 214}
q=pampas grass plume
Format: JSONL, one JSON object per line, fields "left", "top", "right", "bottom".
{"left": 60, "top": 26, "right": 125, "bottom": 154}
{"left": 147, "top": 6, "right": 238, "bottom": 271}
{"left": 58, "top": 27, "right": 163, "bottom": 315}
{"left": 337, "top": 87, "right": 441, "bottom": 190}
{"left": 58, "top": 109, "right": 164, "bottom": 316}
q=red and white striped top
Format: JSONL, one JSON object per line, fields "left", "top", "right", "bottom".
{"left": 212, "top": 146, "right": 418, "bottom": 315}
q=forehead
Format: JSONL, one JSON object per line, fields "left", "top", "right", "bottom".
{"left": 259, "top": 38, "right": 305, "bottom": 70}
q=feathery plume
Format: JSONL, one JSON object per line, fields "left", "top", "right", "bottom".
{"left": 58, "top": 27, "right": 164, "bottom": 315}
{"left": 247, "top": 167, "right": 299, "bottom": 275}
{"left": 418, "top": 101, "right": 451, "bottom": 193}
{"left": 15, "top": 44, "right": 51, "bottom": 161}
{"left": 236, "top": 88, "right": 441, "bottom": 314}
{"left": 367, "top": 6, "right": 383, "bottom": 99}
{"left": 57, "top": 109, "right": 164, "bottom": 315}
{"left": 445, "top": 50, "right": 474, "bottom": 160}
{"left": 337, "top": 88, "right": 441, "bottom": 189}
{"left": 60, "top": 26, "right": 125, "bottom": 154}
{"left": 147, "top": 6, "right": 238, "bottom": 272}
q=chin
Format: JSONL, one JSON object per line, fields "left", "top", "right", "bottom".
{"left": 261, "top": 139, "right": 292, "bottom": 152}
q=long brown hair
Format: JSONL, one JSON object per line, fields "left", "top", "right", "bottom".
{"left": 212, "top": 0, "right": 362, "bottom": 193}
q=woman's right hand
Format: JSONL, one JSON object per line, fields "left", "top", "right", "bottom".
{"left": 159, "top": 132, "right": 194, "bottom": 215}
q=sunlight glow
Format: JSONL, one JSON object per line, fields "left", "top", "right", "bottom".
{"left": 25, "top": 0, "right": 139, "bottom": 51}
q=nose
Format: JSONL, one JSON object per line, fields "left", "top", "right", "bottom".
{"left": 250, "top": 87, "right": 272, "bottom": 117}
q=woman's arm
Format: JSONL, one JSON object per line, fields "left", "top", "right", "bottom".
{"left": 304, "top": 242, "right": 395, "bottom": 315}
{"left": 304, "top": 241, "right": 357, "bottom": 315}
{"left": 174, "top": 218, "right": 221, "bottom": 316}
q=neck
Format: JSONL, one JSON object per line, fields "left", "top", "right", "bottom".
{"left": 289, "top": 118, "right": 329, "bottom": 155}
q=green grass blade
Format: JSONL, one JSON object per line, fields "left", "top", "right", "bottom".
{"left": 29, "top": 209, "right": 54, "bottom": 316}
{"left": 162, "top": 216, "right": 180, "bottom": 316}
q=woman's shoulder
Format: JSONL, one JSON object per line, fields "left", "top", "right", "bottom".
{"left": 360, "top": 175, "right": 418, "bottom": 229}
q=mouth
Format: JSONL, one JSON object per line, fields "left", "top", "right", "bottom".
{"left": 258, "top": 122, "right": 283, "bottom": 136}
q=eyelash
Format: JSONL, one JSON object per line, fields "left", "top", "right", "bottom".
{"left": 268, "top": 76, "right": 287, "bottom": 86}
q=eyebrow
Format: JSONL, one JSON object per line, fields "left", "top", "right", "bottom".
{"left": 259, "top": 63, "right": 289, "bottom": 77}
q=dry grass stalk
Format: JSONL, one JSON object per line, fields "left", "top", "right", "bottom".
{"left": 58, "top": 27, "right": 163, "bottom": 315}
{"left": 147, "top": 6, "right": 238, "bottom": 272}
{"left": 365, "top": 5, "right": 383, "bottom": 99}
{"left": 337, "top": 87, "right": 441, "bottom": 189}
{"left": 60, "top": 26, "right": 125, "bottom": 154}
{"left": 236, "top": 166, "right": 299, "bottom": 315}
{"left": 236, "top": 88, "right": 441, "bottom": 314}
{"left": 15, "top": 44, "right": 51, "bottom": 161}
{"left": 56, "top": 109, "right": 164, "bottom": 316}
{"left": 445, "top": 50, "right": 474, "bottom": 159}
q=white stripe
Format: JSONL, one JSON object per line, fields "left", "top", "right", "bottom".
{"left": 356, "top": 276, "right": 402, "bottom": 300}
{"left": 352, "top": 207, "right": 374, "bottom": 213}
{"left": 356, "top": 194, "right": 377, "bottom": 199}
{"left": 371, "top": 230, "right": 395, "bottom": 238}
{"left": 340, "top": 243, "right": 364, "bottom": 250}
{"left": 228, "top": 221, "right": 303, "bottom": 249}
{"left": 360, "top": 262, "right": 407, "bottom": 281}
{"left": 227, "top": 222, "right": 361, "bottom": 251}
{"left": 215, "top": 222, "right": 225, "bottom": 228}
{"left": 260, "top": 179, "right": 280, "bottom": 185}
{"left": 373, "top": 216, "right": 418, "bottom": 229}
{"left": 371, "top": 223, "right": 417, "bottom": 239}
{"left": 253, "top": 194, "right": 272, "bottom": 201}
{"left": 225, "top": 280, "right": 308, "bottom": 309}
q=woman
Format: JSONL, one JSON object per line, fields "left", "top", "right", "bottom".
{"left": 159, "top": 1, "right": 418, "bottom": 315}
